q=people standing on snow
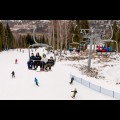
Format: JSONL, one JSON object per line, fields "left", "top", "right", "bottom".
{"left": 71, "top": 88, "right": 78, "bottom": 98}
{"left": 70, "top": 76, "right": 74, "bottom": 85}
{"left": 11, "top": 71, "right": 15, "bottom": 78}
{"left": 34, "top": 77, "right": 39, "bottom": 86}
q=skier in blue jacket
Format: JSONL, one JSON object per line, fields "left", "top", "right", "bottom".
{"left": 34, "top": 77, "right": 39, "bottom": 86}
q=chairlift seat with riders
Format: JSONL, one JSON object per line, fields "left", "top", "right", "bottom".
{"left": 27, "top": 26, "right": 56, "bottom": 71}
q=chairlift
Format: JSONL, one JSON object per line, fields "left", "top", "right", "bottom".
{"left": 28, "top": 26, "right": 56, "bottom": 64}
{"left": 96, "top": 40, "right": 118, "bottom": 55}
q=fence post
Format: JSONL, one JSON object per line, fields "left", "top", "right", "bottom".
{"left": 80, "top": 78, "right": 82, "bottom": 83}
{"left": 74, "top": 76, "right": 76, "bottom": 81}
{"left": 70, "top": 73, "right": 71, "bottom": 78}
{"left": 100, "top": 86, "right": 101, "bottom": 93}
{"left": 89, "top": 82, "right": 90, "bottom": 88}
{"left": 113, "top": 91, "right": 114, "bottom": 98}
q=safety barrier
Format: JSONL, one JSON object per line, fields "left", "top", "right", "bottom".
{"left": 70, "top": 74, "right": 120, "bottom": 100}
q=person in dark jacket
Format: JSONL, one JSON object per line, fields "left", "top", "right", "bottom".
{"left": 34, "top": 53, "right": 42, "bottom": 70}
{"left": 11, "top": 71, "right": 15, "bottom": 78}
{"left": 71, "top": 88, "right": 78, "bottom": 98}
{"left": 30, "top": 53, "right": 36, "bottom": 61}
{"left": 45, "top": 56, "right": 54, "bottom": 70}
{"left": 70, "top": 76, "right": 74, "bottom": 85}
{"left": 28, "top": 53, "right": 36, "bottom": 69}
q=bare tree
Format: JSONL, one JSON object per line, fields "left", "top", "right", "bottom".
{"left": 47, "top": 20, "right": 75, "bottom": 53}
{"left": 47, "top": 21, "right": 52, "bottom": 46}
{"left": 57, "top": 20, "right": 60, "bottom": 50}
{"left": 59, "top": 20, "right": 63, "bottom": 55}
{"left": 52, "top": 20, "right": 55, "bottom": 50}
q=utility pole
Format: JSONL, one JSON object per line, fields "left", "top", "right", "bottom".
{"left": 79, "top": 20, "right": 113, "bottom": 73}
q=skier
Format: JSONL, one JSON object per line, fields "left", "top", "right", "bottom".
{"left": 70, "top": 76, "right": 74, "bottom": 85}
{"left": 11, "top": 71, "right": 15, "bottom": 78}
{"left": 71, "top": 88, "right": 78, "bottom": 99}
{"left": 15, "top": 59, "right": 18, "bottom": 64}
{"left": 34, "top": 77, "right": 39, "bottom": 86}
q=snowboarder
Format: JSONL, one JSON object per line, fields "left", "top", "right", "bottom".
{"left": 71, "top": 88, "right": 78, "bottom": 99}
{"left": 70, "top": 76, "right": 74, "bottom": 85}
{"left": 34, "top": 77, "right": 39, "bottom": 86}
{"left": 11, "top": 71, "right": 15, "bottom": 78}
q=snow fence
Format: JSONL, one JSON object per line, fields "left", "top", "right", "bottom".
{"left": 70, "top": 74, "right": 120, "bottom": 100}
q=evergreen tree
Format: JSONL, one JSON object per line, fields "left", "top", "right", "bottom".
{"left": 0, "top": 23, "right": 3, "bottom": 51}
{"left": 80, "top": 20, "right": 89, "bottom": 30}
{"left": 112, "top": 21, "right": 118, "bottom": 41}
{"left": 26, "top": 33, "right": 34, "bottom": 45}
{"left": 0, "top": 22, "right": 6, "bottom": 50}
{"left": 5, "top": 23, "right": 15, "bottom": 49}
{"left": 0, "top": 36, "right": 2, "bottom": 51}
{"left": 80, "top": 20, "right": 89, "bottom": 42}
{"left": 41, "top": 35, "right": 45, "bottom": 43}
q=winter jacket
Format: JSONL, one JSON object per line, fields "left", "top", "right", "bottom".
{"left": 34, "top": 78, "right": 38, "bottom": 83}
{"left": 36, "top": 55, "right": 41, "bottom": 60}
{"left": 30, "top": 56, "right": 36, "bottom": 61}
{"left": 41, "top": 57, "right": 48, "bottom": 63}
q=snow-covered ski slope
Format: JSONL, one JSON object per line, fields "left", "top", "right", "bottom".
{"left": 0, "top": 49, "right": 116, "bottom": 100}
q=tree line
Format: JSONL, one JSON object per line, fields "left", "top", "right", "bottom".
{"left": 1, "top": 20, "right": 119, "bottom": 52}
{"left": 112, "top": 21, "right": 120, "bottom": 51}
{"left": 0, "top": 20, "right": 89, "bottom": 51}
{"left": 0, "top": 22, "right": 49, "bottom": 51}
{"left": 47, "top": 20, "right": 89, "bottom": 51}
{"left": 0, "top": 22, "right": 15, "bottom": 51}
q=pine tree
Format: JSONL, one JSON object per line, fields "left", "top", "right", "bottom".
{"left": 80, "top": 20, "right": 89, "bottom": 30}
{"left": 26, "top": 33, "right": 34, "bottom": 45}
{"left": 0, "top": 22, "right": 6, "bottom": 50}
{"left": 41, "top": 35, "right": 45, "bottom": 43}
{"left": 0, "top": 37, "right": 2, "bottom": 51}
{"left": 5, "top": 23, "right": 15, "bottom": 49}
{"left": 0, "top": 22, "right": 3, "bottom": 51}
{"left": 112, "top": 21, "right": 118, "bottom": 41}
{"left": 80, "top": 20, "right": 89, "bottom": 42}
